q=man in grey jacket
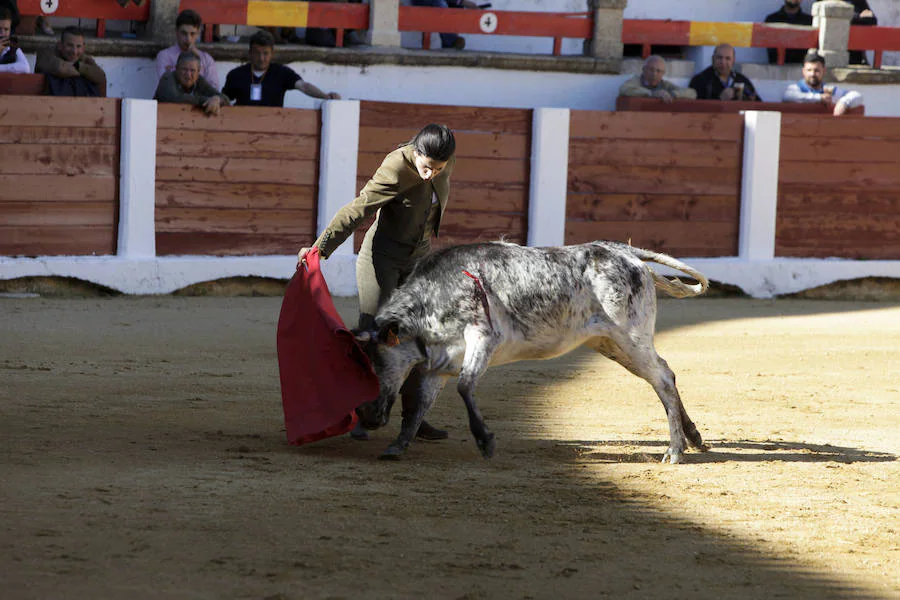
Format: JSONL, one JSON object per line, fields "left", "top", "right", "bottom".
{"left": 619, "top": 55, "right": 696, "bottom": 104}
{"left": 783, "top": 52, "right": 864, "bottom": 117}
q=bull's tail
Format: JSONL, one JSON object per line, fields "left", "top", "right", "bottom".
{"left": 627, "top": 247, "right": 709, "bottom": 298}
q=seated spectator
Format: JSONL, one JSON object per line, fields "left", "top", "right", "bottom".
{"left": 156, "top": 9, "right": 219, "bottom": 89}
{"left": 689, "top": 43, "right": 762, "bottom": 102}
{"left": 35, "top": 27, "right": 106, "bottom": 97}
{"left": 223, "top": 30, "right": 340, "bottom": 107}
{"left": 410, "top": 0, "right": 477, "bottom": 50}
{"left": 0, "top": 1, "right": 19, "bottom": 33}
{"left": 813, "top": 0, "right": 876, "bottom": 65}
{"left": 305, "top": 0, "right": 366, "bottom": 48}
{"left": 783, "top": 51, "right": 863, "bottom": 116}
{"left": 764, "top": 0, "right": 814, "bottom": 64}
{"left": 154, "top": 51, "right": 228, "bottom": 117}
{"left": 0, "top": 7, "right": 29, "bottom": 73}
{"left": 618, "top": 56, "right": 696, "bottom": 103}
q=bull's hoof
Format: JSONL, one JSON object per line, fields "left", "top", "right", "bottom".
{"left": 661, "top": 448, "right": 684, "bottom": 464}
{"left": 378, "top": 445, "right": 404, "bottom": 461}
{"left": 477, "top": 433, "right": 495, "bottom": 459}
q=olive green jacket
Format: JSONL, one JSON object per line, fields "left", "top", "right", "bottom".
{"left": 314, "top": 144, "right": 455, "bottom": 259}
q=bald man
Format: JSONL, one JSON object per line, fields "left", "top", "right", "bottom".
{"left": 618, "top": 55, "right": 697, "bottom": 103}
{"left": 689, "top": 43, "right": 761, "bottom": 102}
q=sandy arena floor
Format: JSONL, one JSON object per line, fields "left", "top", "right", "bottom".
{"left": 1, "top": 294, "right": 898, "bottom": 599}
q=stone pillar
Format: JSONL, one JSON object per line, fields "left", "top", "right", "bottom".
{"left": 148, "top": 0, "right": 179, "bottom": 45}
{"left": 812, "top": 0, "right": 854, "bottom": 69}
{"left": 369, "top": 0, "right": 402, "bottom": 48}
{"left": 586, "top": 0, "right": 627, "bottom": 59}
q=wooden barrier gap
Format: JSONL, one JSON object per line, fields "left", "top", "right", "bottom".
{"left": 622, "top": 20, "right": 818, "bottom": 66}
{"left": 18, "top": 0, "right": 150, "bottom": 39}
{"left": 178, "top": 0, "right": 368, "bottom": 45}
{"left": 848, "top": 25, "right": 900, "bottom": 70}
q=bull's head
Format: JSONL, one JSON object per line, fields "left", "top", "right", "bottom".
{"left": 353, "top": 321, "right": 424, "bottom": 430}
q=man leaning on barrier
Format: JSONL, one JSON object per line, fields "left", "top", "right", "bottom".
{"left": 36, "top": 26, "right": 107, "bottom": 96}
{"left": 783, "top": 51, "right": 864, "bottom": 117}
{"left": 689, "top": 43, "right": 762, "bottom": 102}
{"left": 154, "top": 51, "right": 229, "bottom": 117}
{"left": 618, "top": 55, "right": 696, "bottom": 104}
{"left": 156, "top": 9, "right": 219, "bottom": 89}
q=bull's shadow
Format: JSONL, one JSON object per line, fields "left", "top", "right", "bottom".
{"left": 553, "top": 439, "right": 898, "bottom": 464}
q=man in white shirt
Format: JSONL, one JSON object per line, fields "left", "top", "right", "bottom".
{"left": 0, "top": 7, "right": 30, "bottom": 73}
{"left": 783, "top": 51, "right": 864, "bottom": 117}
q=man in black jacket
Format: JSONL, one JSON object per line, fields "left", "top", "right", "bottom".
{"left": 764, "top": 0, "right": 814, "bottom": 64}
{"left": 689, "top": 43, "right": 762, "bottom": 102}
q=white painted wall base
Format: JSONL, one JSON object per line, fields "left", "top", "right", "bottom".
{"left": 2, "top": 255, "right": 898, "bottom": 299}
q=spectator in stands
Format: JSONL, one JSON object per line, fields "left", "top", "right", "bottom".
{"left": 410, "top": 0, "right": 477, "bottom": 50}
{"left": 0, "top": 7, "right": 29, "bottom": 73}
{"left": 115, "top": 0, "right": 146, "bottom": 6}
{"left": 618, "top": 55, "right": 696, "bottom": 103}
{"left": 155, "top": 52, "right": 228, "bottom": 116}
{"left": 305, "top": 0, "right": 366, "bottom": 48}
{"left": 223, "top": 30, "right": 340, "bottom": 107}
{"left": 0, "top": 1, "right": 18, "bottom": 33}
{"left": 156, "top": 9, "right": 219, "bottom": 89}
{"left": 36, "top": 27, "right": 107, "bottom": 96}
{"left": 783, "top": 51, "right": 863, "bottom": 116}
{"left": 813, "top": 0, "right": 876, "bottom": 65}
{"left": 689, "top": 43, "right": 762, "bottom": 102}
{"left": 764, "top": 0, "right": 814, "bottom": 64}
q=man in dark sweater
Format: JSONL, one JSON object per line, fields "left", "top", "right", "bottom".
{"left": 689, "top": 43, "right": 762, "bottom": 102}
{"left": 223, "top": 30, "right": 340, "bottom": 107}
{"left": 764, "top": 0, "right": 814, "bottom": 64}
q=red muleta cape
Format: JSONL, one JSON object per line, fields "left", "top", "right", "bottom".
{"left": 276, "top": 248, "right": 380, "bottom": 445}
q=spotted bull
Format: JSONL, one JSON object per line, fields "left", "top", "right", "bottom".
{"left": 355, "top": 240, "right": 710, "bottom": 464}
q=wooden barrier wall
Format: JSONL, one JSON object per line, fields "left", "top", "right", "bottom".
{"left": 566, "top": 111, "right": 743, "bottom": 257}
{"left": 355, "top": 101, "right": 531, "bottom": 252}
{"left": 776, "top": 116, "right": 900, "bottom": 259}
{"left": 155, "top": 104, "right": 320, "bottom": 256}
{"left": 0, "top": 97, "right": 120, "bottom": 257}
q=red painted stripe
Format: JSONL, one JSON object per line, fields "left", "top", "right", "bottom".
{"left": 400, "top": 6, "right": 592, "bottom": 39}
{"left": 621, "top": 19, "right": 691, "bottom": 46}
{"left": 307, "top": 2, "right": 369, "bottom": 30}
{"left": 18, "top": 0, "right": 150, "bottom": 20}
{"left": 751, "top": 23, "right": 817, "bottom": 49}
{"left": 848, "top": 25, "right": 900, "bottom": 51}
{"left": 178, "top": 0, "right": 248, "bottom": 26}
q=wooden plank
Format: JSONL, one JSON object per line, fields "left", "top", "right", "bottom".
{"left": 156, "top": 156, "right": 317, "bottom": 185}
{"left": 778, "top": 161, "right": 900, "bottom": 189}
{"left": 447, "top": 184, "right": 528, "bottom": 213}
{"left": 439, "top": 210, "right": 527, "bottom": 240}
{"left": 357, "top": 152, "right": 528, "bottom": 186}
{"left": 0, "top": 145, "right": 117, "bottom": 176}
{"left": 776, "top": 215, "right": 900, "bottom": 259}
{"left": 0, "top": 201, "right": 115, "bottom": 227}
{"left": 0, "top": 175, "right": 116, "bottom": 201}
{"left": 564, "top": 220, "right": 739, "bottom": 257}
{"left": 156, "top": 130, "right": 319, "bottom": 160}
{"left": 156, "top": 181, "right": 317, "bottom": 210}
{"left": 568, "top": 138, "right": 740, "bottom": 169}
{"left": 155, "top": 207, "right": 314, "bottom": 234}
{"left": 569, "top": 164, "right": 740, "bottom": 195}
{"left": 156, "top": 104, "right": 320, "bottom": 135}
{"left": 569, "top": 111, "right": 744, "bottom": 142}
{"left": 0, "top": 226, "right": 116, "bottom": 256}
{"left": 0, "top": 97, "right": 119, "bottom": 128}
{"left": 780, "top": 115, "right": 900, "bottom": 140}
{"left": 780, "top": 137, "right": 900, "bottom": 164}
{"left": 0, "top": 126, "right": 117, "bottom": 146}
{"left": 360, "top": 101, "right": 532, "bottom": 135}
{"left": 566, "top": 194, "right": 739, "bottom": 222}
{"left": 358, "top": 126, "right": 529, "bottom": 159}
{"left": 777, "top": 191, "right": 900, "bottom": 216}
{"left": 156, "top": 232, "right": 313, "bottom": 256}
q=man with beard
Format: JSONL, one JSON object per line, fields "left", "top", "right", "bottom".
{"left": 783, "top": 51, "right": 863, "bottom": 116}
{"left": 764, "top": 0, "right": 814, "bottom": 64}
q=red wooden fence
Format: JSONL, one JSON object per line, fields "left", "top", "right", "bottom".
{"left": 18, "top": 0, "right": 150, "bottom": 38}
{"left": 0, "top": 97, "right": 120, "bottom": 256}
{"left": 567, "top": 111, "right": 744, "bottom": 257}
{"left": 777, "top": 116, "right": 900, "bottom": 259}
{"left": 155, "top": 104, "right": 320, "bottom": 256}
